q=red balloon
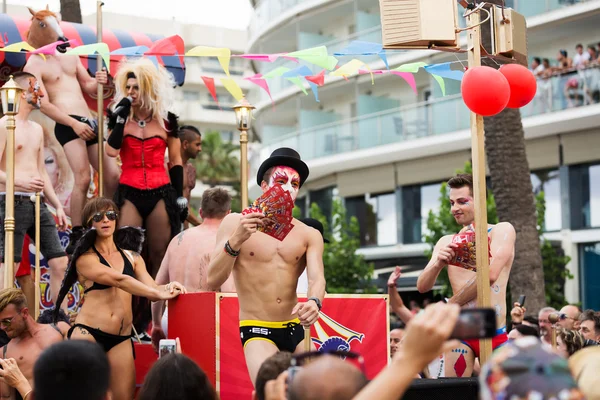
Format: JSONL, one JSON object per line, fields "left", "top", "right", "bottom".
{"left": 499, "top": 64, "right": 537, "bottom": 108}
{"left": 461, "top": 66, "right": 510, "bottom": 116}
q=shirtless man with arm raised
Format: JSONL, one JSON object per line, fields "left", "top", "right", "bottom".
{"left": 23, "top": 7, "right": 120, "bottom": 248}
{"left": 207, "top": 148, "right": 326, "bottom": 387}
{"left": 417, "top": 174, "right": 515, "bottom": 378}
{"left": 151, "top": 187, "right": 235, "bottom": 348}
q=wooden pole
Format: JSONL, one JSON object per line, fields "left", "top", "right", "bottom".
{"left": 304, "top": 326, "right": 311, "bottom": 352}
{"left": 240, "top": 130, "right": 248, "bottom": 208}
{"left": 466, "top": 8, "right": 493, "bottom": 365}
{"left": 96, "top": 1, "right": 105, "bottom": 197}
{"left": 34, "top": 193, "right": 41, "bottom": 319}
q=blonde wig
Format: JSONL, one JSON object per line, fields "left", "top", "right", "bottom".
{"left": 112, "top": 58, "right": 175, "bottom": 129}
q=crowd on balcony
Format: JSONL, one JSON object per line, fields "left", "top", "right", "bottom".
{"left": 530, "top": 42, "right": 600, "bottom": 111}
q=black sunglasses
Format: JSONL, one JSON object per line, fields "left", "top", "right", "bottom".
{"left": 88, "top": 211, "right": 118, "bottom": 225}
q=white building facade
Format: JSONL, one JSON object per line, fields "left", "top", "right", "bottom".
{"left": 247, "top": 0, "right": 600, "bottom": 309}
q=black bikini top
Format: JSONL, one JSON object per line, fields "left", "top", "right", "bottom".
{"left": 84, "top": 246, "right": 135, "bottom": 294}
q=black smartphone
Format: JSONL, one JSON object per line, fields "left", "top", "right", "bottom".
{"left": 518, "top": 295, "right": 526, "bottom": 308}
{"left": 450, "top": 308, "right": 497, "bottom": 340}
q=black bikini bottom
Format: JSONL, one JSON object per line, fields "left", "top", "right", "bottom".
{"left": 68, "top": 323, "right": 135, "bottom": 357}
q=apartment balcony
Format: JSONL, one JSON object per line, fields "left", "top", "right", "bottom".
{"left": 248, "top": 0, "right": 595, "bottom": 50}
{"left": 258, "top": 64, "right": 600, "bottom": 171}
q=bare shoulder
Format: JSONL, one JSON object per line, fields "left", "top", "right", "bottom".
{"left": 24, "top": 54, "right": 44, "bottom": 69}
{"left": 492, "top": 222, "right": 516, "bottom": 236}
{"left": 38, "top": 323, "right": 63, "bottom": 345}
{"left": 436, "top": 234, "right": 454, "bottom": 247}
{"left": 220, "top": 212, "right": 241, "bottom": 229}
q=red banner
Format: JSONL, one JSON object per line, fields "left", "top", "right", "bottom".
{"left": 217, "top": 294, "right": 389, "bottom": 399}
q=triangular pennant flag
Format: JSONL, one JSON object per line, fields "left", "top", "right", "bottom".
{"left": 306, "top": 69, "right": 325, "bottom": 86}
{"left": 286, "top": 77, "right": 308, "bottom": 95}
{"left": 146, "top": 35, "right": 185, "bottom": 65}
{"left": 334, "top": 41, "right": 382, "bottom": 56}
{"left": 221, "top": 78, "right": 244, "bottom": 101}
{"left": 286, "top": 46, "right": 338, "bottom": 70}
{"left": 424, "top": 62, "right": 464, "bottom": 81}
{"left": 281, "top": 65, "right": 313, "bottom": 78}
{"left": 246, "top": 74, "right": 273, "bottom": 104}
{"left": 186, "top": 46, "right": 232, "bottom": 76}
{"left": 330, "top": 59, "right": 373, "bottom": 84}
{"left": 394, "top": 62, "right": 428, "bottom": 73}
{"left": 262, "top": 66, "right": 290, "bottom": 79}
{"left": 110, "top": 45, "right": 149, "bottom": 56}
{"left": 378, "top": 51, "right": 389, "bottom": 70}
{"left": 67, "top": 43, "right": 111, "bottom": 72}
{"left": 0, "top": 41, "right": 37, "bottom": 53}
{"left": 201, "top": 76, "right": 220, "bottom": 109}
{"left": 307, "top": 81, "right": 320, "bottom": 102}
{"left": 389, "top": 71, "right": 417, "bottom": 94}
{"left": 31, "top": 39, "right": 79, "bottom": 55}
{"left": 431, "top": 74, "right": 446, "bottom": 96}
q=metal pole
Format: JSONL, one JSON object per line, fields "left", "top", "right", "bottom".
{"left": 34, "top": 192, "right": 41, "bottom": 319}
{"left": 467, "top": 8, "right": 493, "bottom": 366}
{"left": 96, "top": 1, "right": 105, "bottom": 197}
{"left": 3, "top": 114, "right": 16, "bottom": 288}
{"left": 240, "top": 130, "right": 249, "bottom": 208}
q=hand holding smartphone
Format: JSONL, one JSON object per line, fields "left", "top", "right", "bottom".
{"left": 159, "top": 339, "right": 177, "bottom": 358}
{"left": 450, "top": 308, "right": 497, "bottom": 340}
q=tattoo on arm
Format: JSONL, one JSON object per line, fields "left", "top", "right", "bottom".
{"left": 177, "top": 232, "right": 185, "bottom": 246}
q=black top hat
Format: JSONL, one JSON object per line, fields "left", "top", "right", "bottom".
{"left": 300, "top": 218, "right": 330, "bottom": 243}
{"left": 256, "top": 148, "right": 309, "bottom": 188}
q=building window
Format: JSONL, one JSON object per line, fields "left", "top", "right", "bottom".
{"left": 310, "top": 187, "right": 334, "bottom": 228}
{"left": 402, "top": 182, "right": 442, "bottom": 244}
{"left": 531, "top": 169, "right": 562, "bottom": 231}
{"left": 569, "top": 163, "right": 600, "bottom": 229}
{"left": 346, "top": 192, "right": 397, "bottom": 247}
{"left": 183, "top": 90, "right": 199, "bottom": 101}
{"left": 580, "top": 242, "right": 600, "bottom": 311}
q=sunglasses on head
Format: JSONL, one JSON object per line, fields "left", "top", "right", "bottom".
{"left": 88, "top": 211, "right": 118, "bottom": 225}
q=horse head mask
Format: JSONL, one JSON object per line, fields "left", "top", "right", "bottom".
{"left": 27, "top": 5, "right": 70, "bottom": 53}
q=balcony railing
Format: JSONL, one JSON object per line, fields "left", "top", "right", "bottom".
{"left": 249, "top": 0, "right": 593, "bottom": 43}
{"left": 260, "top": 64, "right": 600, "bottom": 161}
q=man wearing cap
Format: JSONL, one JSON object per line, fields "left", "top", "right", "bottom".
{"left": 208, "top": 148, "right": 326, "bottom": 387}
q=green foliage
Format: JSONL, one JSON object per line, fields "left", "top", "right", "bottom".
{"left": 292, "top": 205, "right": 302, "bottom": 219}
{"left": 309, "top": 200, "right": 376, "bottom": 294}
{"left": 423, "top": 161, "right": 497, "bottom": 297}
{"left": 536, "top": 191, "right": 572, "bottom": 309}
{"left": 191, "top": 131, "right": 241, "bottom": 211}
{"left": 424, "top": 162, "right": 571, "bottom": 304}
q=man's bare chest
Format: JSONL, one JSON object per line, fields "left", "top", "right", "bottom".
{"left": 42, "top": 57, "right": 77, "bottom": 84}
{"left": 241, "top": 231, "right": 307, "bottom": 265}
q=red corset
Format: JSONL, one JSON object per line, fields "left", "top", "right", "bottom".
{"left": 119, "top": 135, "right": 170, "bottom": 189}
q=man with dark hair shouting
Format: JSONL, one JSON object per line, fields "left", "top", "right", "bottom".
{"left": 208, "top": 148, "right": 326, "bottom": 387}
{"left": 417, "top": 174, "right": 515, "bottom": 378}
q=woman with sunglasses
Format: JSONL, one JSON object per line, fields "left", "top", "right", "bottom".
{"left": 53, "top": 197, "right": 186, "bottom": 400}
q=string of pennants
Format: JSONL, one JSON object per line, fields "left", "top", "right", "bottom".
{"left": 0, "top": 35, "right": 465, "bottom": 105}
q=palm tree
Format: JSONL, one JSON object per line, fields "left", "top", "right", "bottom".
{"left": 193, "top": 131, "right": 240, "bottom": 187}
{"left": 479, "top": 0, "right": 546, "bottom": 313}
{"left": 60, "top": 0, "right": 82, "bottom": 23}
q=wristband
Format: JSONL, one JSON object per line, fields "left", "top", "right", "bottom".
{"left": 308, "top": 297, "right": 322, "bottom": 311}
{"left": 224, "top": 240, "right": 240, "bottom": 257}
